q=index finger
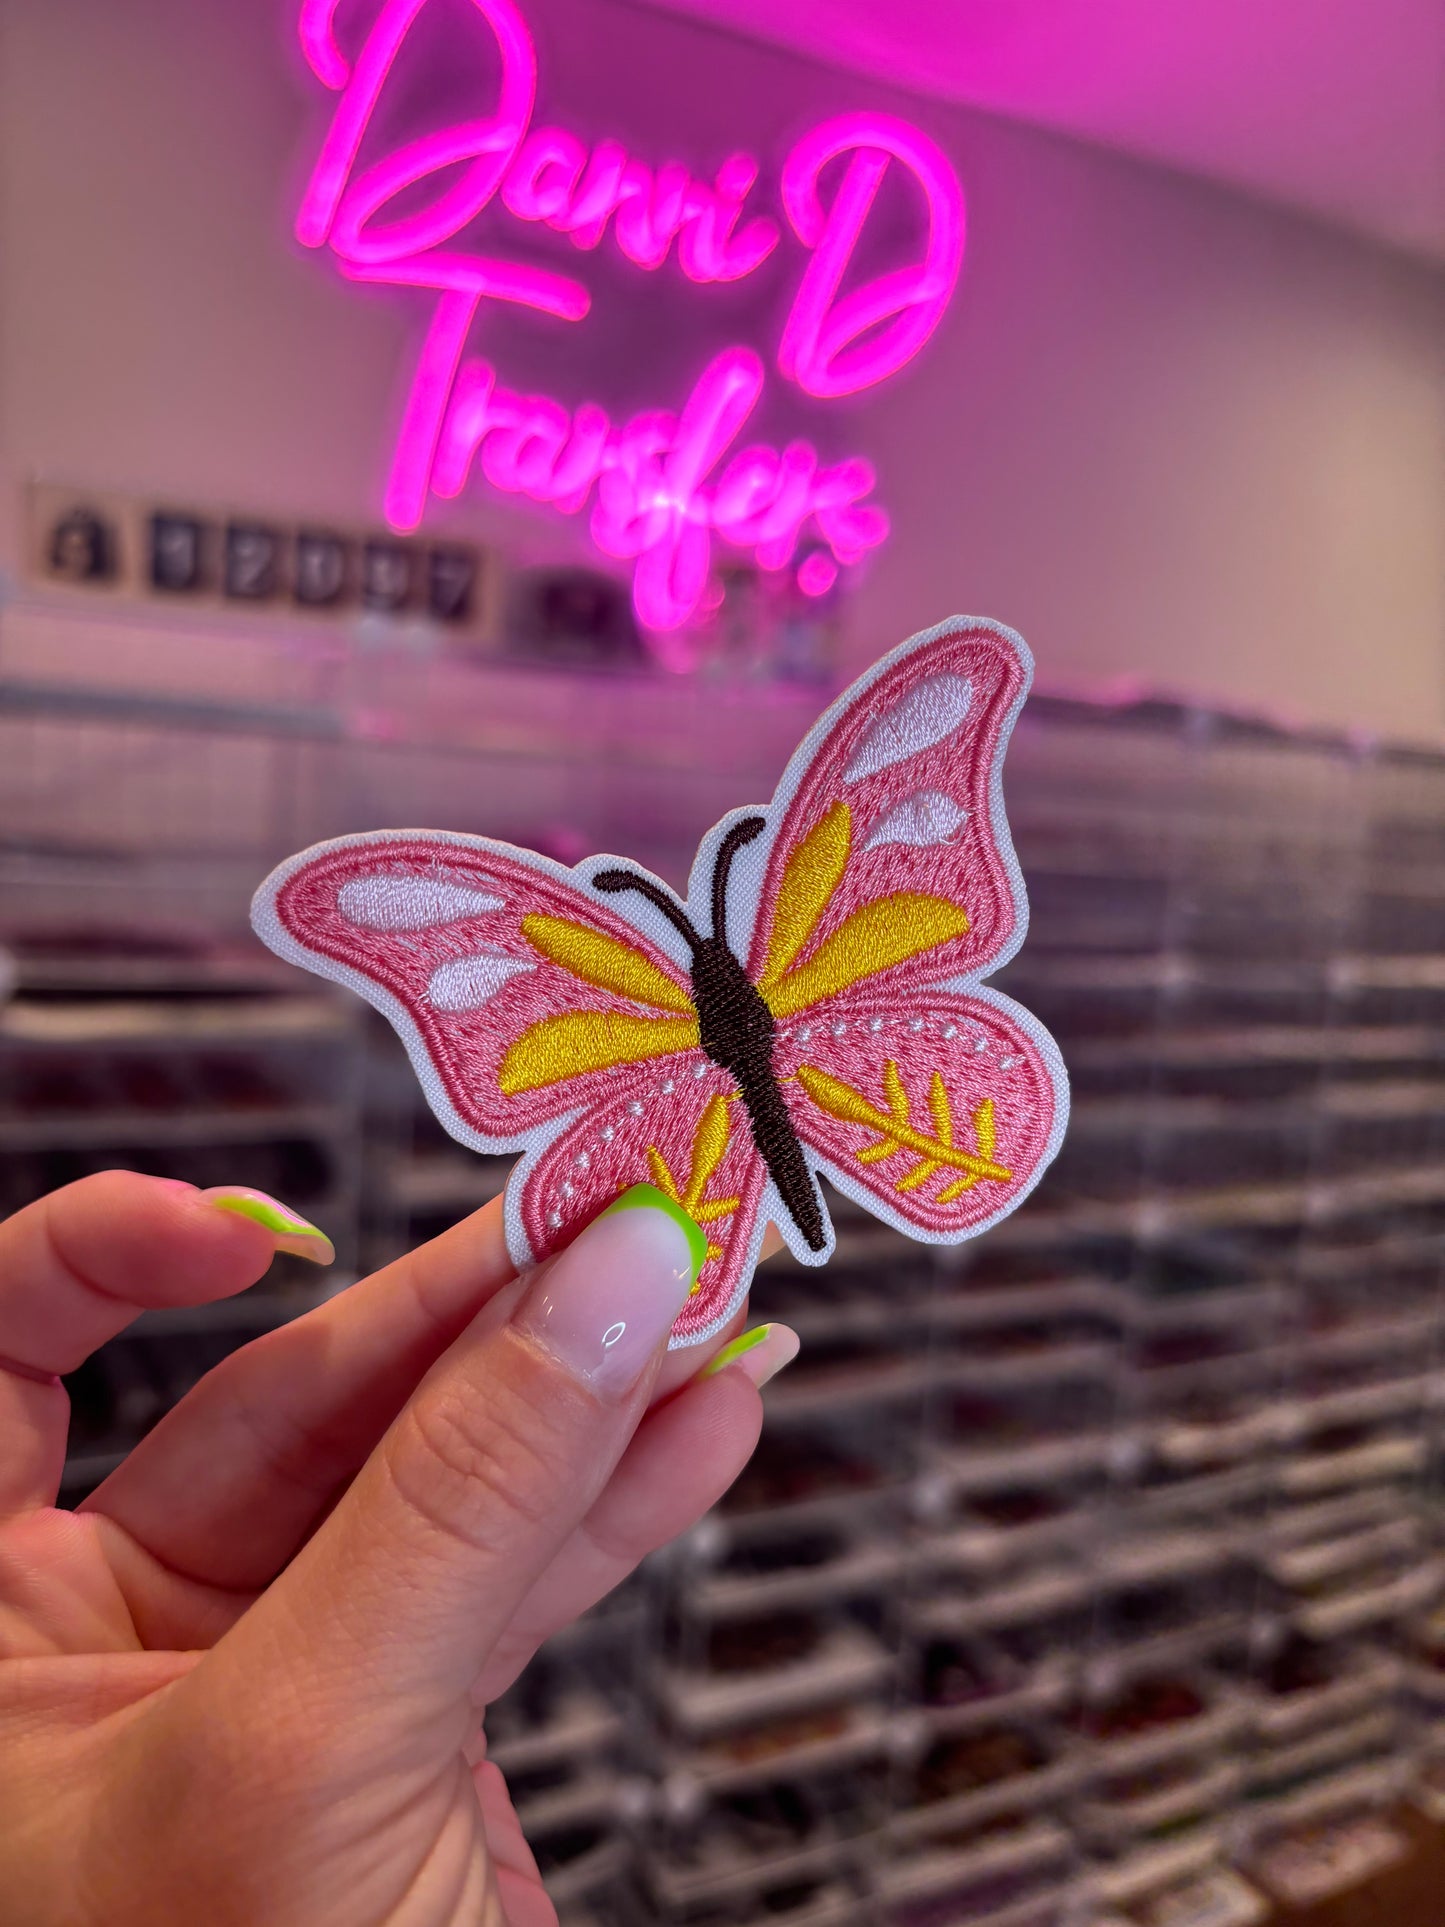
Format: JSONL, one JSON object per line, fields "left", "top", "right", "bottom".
{"left": 0, "top": 1172, "right": 295, "bottom": 1510}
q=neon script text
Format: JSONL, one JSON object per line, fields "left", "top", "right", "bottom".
{"left": 294, "top": 0, "right": 964, "bottom": 629}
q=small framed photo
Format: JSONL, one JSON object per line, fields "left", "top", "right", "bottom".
{"left": 293, "top": 529, "right": 348, "bottom": 608}
{"left": 46, "top": 506, "right": 117, "bottom": 584}
{"left": 362, "top": 539, "right": 413, "bottom": 611}
{"left": 149, "top": 512, "right": 208, "bottom": 593}
{"left": 224, "top": 522, "right": 281, "bottom": 601}
{"left": 427, "top": 546, "right": 476, "bottom": 623}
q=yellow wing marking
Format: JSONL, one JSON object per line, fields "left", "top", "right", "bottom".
{"left": 757, "top": 802, "right": 969, "bottom": 1020}
{"left": 764, "top": 895, "right": 970, "bottom": 1020}
{"left": 645, "top": 1093, "right": 742, "bottom": 1286}
{"left": 499, "top": 1011, "right": 699, "bottom": 1094}
{"left": 761, "top": 802, "right": 852, "bottom": 987}
{"left": 937, "top": 1099, "right": 996, "bottom": 1203}
{"left": 795, "top": 1062, "right": 1011, "bottom": 1188}
{"left": 520, "top": 913, "right": 694, "bottom": 1014}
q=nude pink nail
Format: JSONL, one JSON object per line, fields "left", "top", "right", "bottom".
{"left": 514, "top": 1187, "right": 699, "bottom": 1398}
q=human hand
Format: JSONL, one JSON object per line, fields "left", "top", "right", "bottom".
{"left": 0, "top": 1172, "right": 798, "bottom": 1925}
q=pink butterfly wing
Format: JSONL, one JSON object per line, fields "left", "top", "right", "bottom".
{"left": 518, "top": 1063, "right": 771, "bottom": 1344}
{"left": 258, "top": 831, "right": 699, "bottom": 1145}
{"left": 254, "top": 830, "right": 772, "bottom": 1328}
{"left": 744, "top": 621, "right": 1030, "bottom": 996}
{"left": 776, "top": 989, "right": 1063, "bottom": 1239}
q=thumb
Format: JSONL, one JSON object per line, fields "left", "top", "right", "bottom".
{"left": 202, "top": 1184, "right": 705, "bottom": 1759}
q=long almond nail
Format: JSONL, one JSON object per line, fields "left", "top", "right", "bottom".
{"left": 514, "top": 1183, "right": 701, "bottom": 1398}
{"left": 202, "top": 1188, "right": 335, "bottom": 1266}
{"left": 703, "top": 1323, "right": 800, "bottom": 1388}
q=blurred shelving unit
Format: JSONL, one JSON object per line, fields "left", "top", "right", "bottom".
{"left": 0, "top": 941, "right": 367, "bottom": 1498}
{"left": 5, "top": 594, "right": 1445, "bottom": 1923}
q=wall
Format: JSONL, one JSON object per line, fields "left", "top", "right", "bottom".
{"left": 1, "top": 0, "right": 1441, "bottom": 736}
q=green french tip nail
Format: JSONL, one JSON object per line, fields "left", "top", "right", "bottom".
{"left": 703, "top": 1324, "right": 772, "bottom": 1377}
{"left": 206, "top": 1190, "right": 335, "bottom": 1266}
{"left": 603, "top": 1182, "right": 708, "bottom": 1285}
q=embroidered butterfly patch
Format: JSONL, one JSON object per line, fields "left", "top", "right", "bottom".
{"left": 251, "top": 616, "right": 1068, "bottom": 1345}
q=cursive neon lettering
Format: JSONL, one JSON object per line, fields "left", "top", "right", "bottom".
{"left": 677, "top": 155, "right": 780, "bottom": 284}
{"left": 778, "top": 113, "right": 965, "bottom": 398}
{"left": 502, "top": 127, "right": 588, "bottom": 223}
{"left": 294, "top": 2, "right": 960, "bottom": 628}
{"left": 344, "top": 252, "right": 590, "bottom": 529}
{"left": 297, "top": 0, "right": 352, "bottom": 89}
{"left": 296, "top": 0, "right": 535, "bottom": 261}
{"left": 502, "top": 130, "right": 779, "bottom": 281}
{"left": 797, "top": 552, "right": 839, "bottom": 597}
{"left": 429, "top": 347, "right": 887, "bottom": 629}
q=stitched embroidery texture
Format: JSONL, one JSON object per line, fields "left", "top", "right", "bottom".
{"left": 251, "top": 616, "right": 1070, "bottom": 1347}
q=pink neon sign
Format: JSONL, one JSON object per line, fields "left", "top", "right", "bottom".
{"left": 294, "top": 0, "right": 964, "bottom": 632}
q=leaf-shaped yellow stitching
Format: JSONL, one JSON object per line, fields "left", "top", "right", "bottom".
{"left": 760, "top": 803, "right": 852, "bottom": 988}
{"left": 882, "top": 1059, "right": 910, "bottom": 1125}
{"left": 499, "top": 1012, "right": 699, "bottom": 1093}
{"left": 930, "top": 1072, "right": 953, "bottom": 1146}
{"left": 684, "top": 1094, "right": 732, "bottom": 1210}
{"left": 521, "top": 914, "right": 695, "bottom": 1014}
{"left": 643, "top": 1096, "right": 742, "bottom": 1291}
{"left": 648, "top": 1145, "right": 680, "bottom": 1199}
{"left": 796, "top": 1063, "right": 1012, "bottom": 1184}
{"left": 936, "top": 1103, "right": 1001, "bottom": 1202}
{"left": 857, "top": 1139, "right": 899, "bottom": 1165}
{"left": 765, "top": 894, "right": 970, "bottom": 1020}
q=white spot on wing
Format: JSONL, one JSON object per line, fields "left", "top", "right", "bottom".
{"left": 843, "top": 674, "right": 972, "bottom": 782}
{"left": 339, "top": 875, "right": 503, "bottom": 930}
{"left": 426, "top": 951, "right": 533, "bottom": 1010}
{"left": 864, "top": 789, "right": 970, "bottom": 851}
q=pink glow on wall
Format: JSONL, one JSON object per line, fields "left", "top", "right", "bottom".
{"left": 292, "top": 0, "right": 962, "bottom": 631}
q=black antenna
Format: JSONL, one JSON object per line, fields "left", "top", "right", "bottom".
{"left": 710, "top": 816, "right": 766, "bottom": 946}
{"left": 593, "top": 868, "right": 702, "bottom": 954}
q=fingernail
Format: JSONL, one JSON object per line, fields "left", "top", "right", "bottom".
{"left": 515, "top": 1183, "right": 702, "bottom": 1397}
{"left": 702, "top": 1323, "right": 800, "bottom": 1388}
{"left": 201, "top": 1187, "right": 335, "bottom": 1266}
{"left": 601, "top": 1180, "right": 708, "bottom": 1279}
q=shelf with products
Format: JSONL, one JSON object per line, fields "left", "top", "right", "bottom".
{"left": 662, "top": 1704, "right": 900, "bottom": 1802}
{"left": 638, "top": 1780, "right": 862, "bottom": 1922}
{"left": 1248, "top": 1634, "right": 1402, "bottom": 1745}
{"left": 1093, "top": 1863, "right": 1269, "bottom": 1927}
{"left": 884, "top": 1719, "right": 1081, "bottom": 1846}
{"left": 486, "top": 1654, "right": 627, "bottom": 1782}
{"left": 681, "top": 1524, "right": 906, "bottom": 1622}
{"left": 1235, "top": 1749, "right": 1409, "bottom": 1838}
{"left": 1243, "top": 1807, "right": 1413, "bottom": 1912}
{"left": 871, "top": 1825, "right": 1076, "bottom": 1927}
{"left": 1074, "top": 1756, "right": 1244, "bottom": 1851}
{"left": 902, "top": 1626, "right": 1076, "bottom": 1740}
{"left": 0, "top": 937, "right": 368, "bottom": 1504}
{"left": 652, "top": 1614, "right": 896, "bottom": 1743}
